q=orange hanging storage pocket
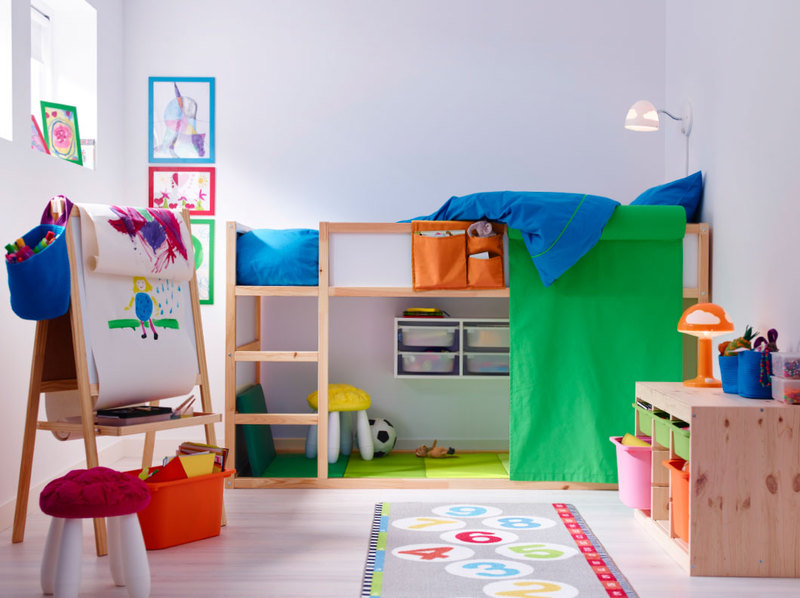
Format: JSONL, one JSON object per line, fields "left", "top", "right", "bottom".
{"left": 466, "top": 224, "right": 505, "bottom": 289}
{"left": 411, "top": 220, "right": 469, "bottom": 290}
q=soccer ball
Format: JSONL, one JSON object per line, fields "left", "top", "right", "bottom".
{"left": 369, "top": 418, "right": 397, "bottom": 457}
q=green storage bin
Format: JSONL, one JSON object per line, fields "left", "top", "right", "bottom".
{"left": 634, "top": 403, "right": 654, "bottom": 436}
{"left": 671, "top": 422, "right": 691, "bottom": 460}
{"left": 652, "top": 413, "right": 671, "bottom": 447}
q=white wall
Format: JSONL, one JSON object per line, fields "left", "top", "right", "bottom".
{"left": 121, "top": 0, "right": 667, "bottom": 449}
{"left": 666, "top": 1, "right": 800, "bottom": 358}
{"left": 0, "top": 0, "right": 124, "bottom": 517}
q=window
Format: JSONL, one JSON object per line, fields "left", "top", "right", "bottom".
{"left": 30, "top": 0, "right": 96, "bottom": 168}
{"left": 0, "top": 0, "right": 11, "bottom": 141}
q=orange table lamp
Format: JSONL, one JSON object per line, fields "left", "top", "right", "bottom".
{"left": 677, "top": 303, "right": 734, "bottom": 387}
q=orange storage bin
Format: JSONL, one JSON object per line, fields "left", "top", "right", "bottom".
{"left": 663, "top": 459, "right": 689, "bottom": 543}
{"left": 127, "top": 468, "right": 234, "bottom": 550}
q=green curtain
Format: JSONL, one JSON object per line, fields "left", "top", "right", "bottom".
{"left": 509, "top": 206, "right": 685, "bottom": 483}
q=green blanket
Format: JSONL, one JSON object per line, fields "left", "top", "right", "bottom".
{"left": 509, "top": 206, "right": 685, "bottom": 483}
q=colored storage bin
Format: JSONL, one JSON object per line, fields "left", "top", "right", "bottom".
{"left": 770, "top": 353, "right": 800, "bottom": 380}
{"left": 663, "top": 459, "right": 689, "bottom": 543}
{"left": 464, "top": 353, "right": 509, "bottom": 375}
{"left": 634, "top": 403, "right": 654, "bottom": 436}
{"left": 609, "top": 436, "right": 651, "bottom": 510}
{"left": 399, "top": 325, "right": 457, "bottom": 348}
{"left": 127, "top": 468, "right": 234, "bottom": 550}
{"left": 771, "top": 376, "right": 800, "bottom": 404}
{"left": 718, "top": 354, "right": 739, "bottom": 394}
{"left": 464, "top": 325, "right": 510, "bottom": 350}
{"left": 737, "top": 350, "right": 772, "bottom": 399}
{"left": 6, "top": 223, "right": 70, "bottom": 320}
{"left": 399, "top": 353, "right": 457, "bottom": 374}
{"left": 652, "top": 412, "right": 671, "bottom": 448}
{"left": 671, "top": 421, "right": 691, "bottom": 460}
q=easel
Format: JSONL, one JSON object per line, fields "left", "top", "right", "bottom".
{"left": 11, "top": 200, "right": 221, "bottom": 556}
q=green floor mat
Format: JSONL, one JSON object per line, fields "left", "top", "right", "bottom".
{"left": 344, "top": 452, "right": 426, "bottom": 478}
{"left": 424, "top": 453, "right": 508, "bottom": 478}
{"left": 498, "top": 453, "right": 510, "bottom": 475}
{"left": 260, "top": 453, "right": 348, "bottom": 478}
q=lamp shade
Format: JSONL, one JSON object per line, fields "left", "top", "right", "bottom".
{"left": 677, "top": 303, "right": 734, "bottom": 337}
{"left": 625, "top": 100, "right": 659, "bottom": 132}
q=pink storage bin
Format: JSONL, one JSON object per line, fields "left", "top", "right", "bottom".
{"left": 609, "top": 436, "right": 652, "bottom": 510}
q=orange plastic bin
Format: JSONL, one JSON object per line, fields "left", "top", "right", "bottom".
{"left": 663, "top": 459, "right": 689, "bottom": 542}
{"left": 126, "top": 468, "right": 234, "bottom": 550}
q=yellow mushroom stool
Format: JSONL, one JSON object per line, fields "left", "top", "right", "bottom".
{"left": 305, "top": 384, "right": 374, "bottom": 463}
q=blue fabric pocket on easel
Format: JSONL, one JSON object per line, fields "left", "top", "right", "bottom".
{"left": 6, "top": 224, "right": 71, "bottom": 320}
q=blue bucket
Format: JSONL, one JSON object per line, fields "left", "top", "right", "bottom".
{"left": 718, "top": 354, "right": 739, "bottom": 394}
{"left": 6, "top": 223, "right": 71, "bottom": 320}
{"left": 737, "top": 350, "right": 772, "bottom": 399}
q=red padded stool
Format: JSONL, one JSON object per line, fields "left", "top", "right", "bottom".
{"left": 39, "top": 467, "right": 151, "bottom": 598}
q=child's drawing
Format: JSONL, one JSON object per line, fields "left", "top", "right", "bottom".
{"left": 107, "top": 205, "right": 190, "bottom": 275}
{"left": 126, "top": 277, "right": 160, "bottom": 339}
{"left": 149, "top": 166, "right": 215, "bottom": 215}
{"left": 149, "top": 77, "right": 215, "bottom": 163}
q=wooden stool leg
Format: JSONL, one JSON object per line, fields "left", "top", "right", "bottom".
{"left": 108, "top": 516, "right": 125, "bottom": 586}
{"left": 54, "top": 518, "right": 82, "bottom": 598}
{"left": 41, "top": 517, "right": 64, "bottom": 595}
{"left": 355, "top": 410, "right": 374, "bottom": 461}
{"left": 119, "top": 513, "right": 150, "bottom": 598}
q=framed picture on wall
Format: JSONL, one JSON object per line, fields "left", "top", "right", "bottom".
{"left": 149, "top": 166, "right": 215, "bottom": 215}
{"left": 190, "top": 218, "right": 215, "bottom": 305}
{"left": 40, "top": 101, "right": 82, "bottom": 165}
{"left": 149, "top": 76, "right": 215, "bottom": 163}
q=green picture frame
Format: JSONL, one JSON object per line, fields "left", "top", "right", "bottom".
{"left": 40, "top": 101, "right": 82, "bottom": 165}
{"left": 190, "top": 218, "right": 215, "bottom": 305}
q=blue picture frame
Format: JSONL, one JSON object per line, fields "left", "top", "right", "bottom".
{"left": 148, "top": 76, "right": 215, "bottom": 164}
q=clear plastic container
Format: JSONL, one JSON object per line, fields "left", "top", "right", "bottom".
{"left": 464, "top": 353, "right": 509, "bottom": 375}
{"left": 770, "top": 376, "right": 800, "bottom": 404}
{"left": 399, "top": 326, "right": 457, "bottom": 348}
{"left": 770, "top": 353, "right": 800, "bottom": 379}
{"left": 399, "top": 353, "right": 457, "bottom": 374}
{"left": 464, "top": 326, "right": 510, "bottom": 350}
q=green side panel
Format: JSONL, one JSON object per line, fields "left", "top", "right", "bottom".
{"left": 236, "top": 384, "right": 276, "bottom": 476}
{"left": 508, "top": 206, "right": 684, "bottom": 483}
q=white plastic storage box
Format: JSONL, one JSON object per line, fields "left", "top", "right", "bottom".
{"left": 771, "top": 376, "right": 800, "bottom": 404}
{"left": 399, "top": 353, "right": 457, "bottom": 374}
{"left": 464, "top": 353, "right": 509, "bottom": 375}
{"left": 399, "top": 326, "right": 457, "bottom": 348}
{"left": 464, "top": 326, "right": 510, "bottom": 350}
{"left": 770, "top": 353, "right": 800, "bottom": 379}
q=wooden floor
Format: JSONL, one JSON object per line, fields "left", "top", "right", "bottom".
{"left": 3, "top": 468, "right": 800, "bottom": 597}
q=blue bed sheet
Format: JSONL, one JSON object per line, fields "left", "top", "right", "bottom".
{"left": 414, "top": 191, "right": 619, "bottom": 286}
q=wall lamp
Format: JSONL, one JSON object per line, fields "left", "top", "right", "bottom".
{"left": 624, "top": 100, "right": 693, "bottom": 136}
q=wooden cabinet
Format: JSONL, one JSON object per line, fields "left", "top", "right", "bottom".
{"left": 633, "top": 381, "right": 800, "bottom": 577}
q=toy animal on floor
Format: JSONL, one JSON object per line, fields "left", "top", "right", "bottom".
{"left": 414, "top": 440, "right": 455, "bottom": 458}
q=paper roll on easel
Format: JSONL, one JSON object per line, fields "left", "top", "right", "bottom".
{"left": 44, "top": 390, "right": 94, "bottom": 441}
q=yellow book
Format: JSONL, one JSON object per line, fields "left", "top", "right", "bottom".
{"left": 178, "top": 452, "right": 215, "bottom": 477}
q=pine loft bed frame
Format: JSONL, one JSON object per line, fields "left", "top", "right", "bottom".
{"left": 225, "top": 221, "right": 710, "bottom": 489}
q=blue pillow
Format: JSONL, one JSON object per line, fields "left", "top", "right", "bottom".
{"left": 236, "top": 229, "right": 319, "bottom": 286}
{"left": 631, "top": 170, "right": 703, "bottom": 222}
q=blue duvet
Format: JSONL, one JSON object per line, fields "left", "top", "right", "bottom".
{"left": 414, "top": 191, "right": 619, "bottom": 286}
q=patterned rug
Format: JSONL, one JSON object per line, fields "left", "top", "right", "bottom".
{"left": 362, "top": 502, "right": 638, "bottom": 598}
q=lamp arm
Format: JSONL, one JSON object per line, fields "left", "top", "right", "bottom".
{"left": 657, "top": 109, "right": 683, "bottom": 122}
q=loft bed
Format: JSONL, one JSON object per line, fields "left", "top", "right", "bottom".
{"left": 225, "top": 210, "right": 709, "bottom": 489}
